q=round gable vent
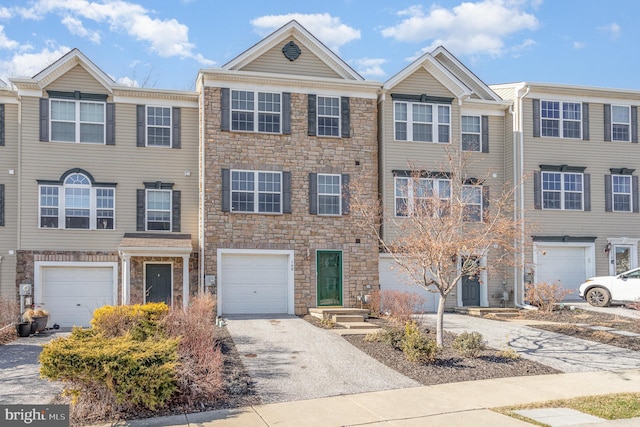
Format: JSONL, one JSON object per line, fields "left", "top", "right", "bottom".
{"left": 282, "top": 41, "right": 301, "bottom": 61}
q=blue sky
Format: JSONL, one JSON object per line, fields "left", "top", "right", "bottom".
{"left": 0, "top": 0, "right": 637, "bottom": 91}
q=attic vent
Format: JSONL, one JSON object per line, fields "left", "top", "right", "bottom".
{"left": 282, "top": 41, "right": 301, "bottom": 61}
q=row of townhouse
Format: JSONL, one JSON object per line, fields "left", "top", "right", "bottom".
{"left": 0, "top": 20, "right": 638, "bottom": 326}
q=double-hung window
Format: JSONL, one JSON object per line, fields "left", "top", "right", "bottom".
{"left": 462, "top": 185, "right": 483, "bottom": 221}
{"left": 395, "top": 176, "right": 451, "bottom": 217}
{"left": 39, "top": 171, "right": 115, "bottom": 229}
{"left": 231, "top": 90, "right": 281, "bottom": 133}
{"left": 50, "top": 99, "right": 105, "bottom": 143}
{"left": 612, "top": 175, "right": 632, "bottom": 212}
{"left": 317, "top": 96, "right": 340, "bottom": 136}
{"left": 146, "top": 189, "right": 172, "bottom": 230}
{"left": 231, "top": 170, "right": 282, "bottom": 213}
{"left": 540, "top": 100, "right": 581, "bottom": 138}
{"left": 542, "top": 171, "right": 583, "bottom": 210}
{"left": 461, "top": 116, "right": 481, "bottom": 151}
{"left": 612, "top": 105, "right": 631, "bottom": 142}
{"left": 146, "top": 106, "right": 171, "bottom": 146}
{"left": 317, "top": 174, "right": 341, "bottom": 215}
{"left": 394, "top": 101, "right": 450, "bottom": 143}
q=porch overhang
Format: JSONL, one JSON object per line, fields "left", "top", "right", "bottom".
{"left": 118, "top": 233, "right": 193, "bottom": 309}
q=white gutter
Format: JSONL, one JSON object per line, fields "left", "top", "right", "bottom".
{"left": 198, "top": 73, "right": 206, "bottom": 295}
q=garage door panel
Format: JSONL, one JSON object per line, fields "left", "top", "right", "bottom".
{"left": 379, "top": 258, "right": 437, "bottom": 312}
{"left": 536, "top": 246, "right": 587, "bottom": 300}
{"left": 221, "top": 253, "right": 289, "bottom": 315}
{"left": 41, "top": 266, "right": 115, "bottom": 328}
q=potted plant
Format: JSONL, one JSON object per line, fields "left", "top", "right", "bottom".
{"left": 21, "top": 309, "right": 37, "bottom": 334}
{"left": 32, "top": 308, "right": 49, "bottom": 332}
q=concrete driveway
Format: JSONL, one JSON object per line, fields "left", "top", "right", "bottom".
{"left": 0, "top": 329, "right": 68, "bottom": 405}
{"left": 224, "top": 315, "right": 420, "bottom": 404}
{"left": 573, "top": 302, "right": 640, "bottom": 319}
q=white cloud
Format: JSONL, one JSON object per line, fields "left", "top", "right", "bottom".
{"left": 573, "top": 41, "right": 586, "bottom": 49}
{"left": 0, "top": 7, "right": 12, "bottom": 19}
{"left": 598, "top": 22, "right": 621, "bottom": 40}
{"left": 381, "top": 0, "right": 539, "bottom": 58}
{"left": 251, "top": 13, "right": 361, "bottom": 52}
{"left": 0, "top": 25, "right": 19, "bottom": 50}
{"left": 352, "top": 57, "right": 387, "bottom": 78}
{"left": 0, "top": 45, "right": 71, "bottom": 79}
{"left": 61, "top": 15, "right": 101, "bottom": 44}
{"left": 116, "top": 76, "right": 138, "bottom": 87}
{"left": 15, "top": 0, "right": 213, "bottom": 64}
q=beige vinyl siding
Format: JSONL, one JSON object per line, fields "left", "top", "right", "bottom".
{"left": 19, "top": 96, "right": 199, "bottom": 251}
{"left": 0, "top": 103, "right": 18, "bottom": 297}
{"left": 434, "top": 53, "right": 496, "bottom": 100}
{"left": 491, "top": 86, "right": 517, "bottom": 101}
{"left": 522, "top": 93, "right": 640, "bottom": 276}
{"left": 240, "top": 36, "right": 343, "bottom": 79}
{"left": 46, "top": 65, "right": 111, "bottom": 96}
{"left": 391, "top": 68, "right": 453, "bottom": 98}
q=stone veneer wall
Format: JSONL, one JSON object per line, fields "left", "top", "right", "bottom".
{"left": 16, "top": 250, "right": 199, "bottom": 308}
{"left": 202, "top": 87, "right": 380, "bottom": 314}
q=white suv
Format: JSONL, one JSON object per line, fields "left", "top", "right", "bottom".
{"left": 579, "top": 267, "right": 640, "bottom": 307}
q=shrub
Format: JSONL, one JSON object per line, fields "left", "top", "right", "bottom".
{"left": 524, "top": 282, "right": 574, "bottom": 313}
{"left": 376, "top": 326, "right": 406, "bottom": 350}
{"left": 0, "top": 296, "right": 19, "bottom": 344}
{"left": 91, "top": 302, "right": 169, "bottom": 340}
{"left": 452, "top": 331, "right": 486, "bottom": 358}
{"left": 627, "top": 301, "right": 640, "bottom": 311}
{"left": 40, "top": 329, "right": 179, "bottom": 410}
{"left": 367, "top": 290, "right": 382, "bottom": 316}
{"left": 400, "top": 321, "right": 439, "bottom": 363}
{"left": 162, "top": 293, "right": 224, "bottom": 404}
{"left": 497, "top": 347, "right": 520, "bottom": 360}
{"left": 380, "top": 290, "right": 426, "bottom": 325}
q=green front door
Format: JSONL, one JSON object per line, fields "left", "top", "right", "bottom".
{"left": 317, "top": 251, "right": 342, "bottom": 306}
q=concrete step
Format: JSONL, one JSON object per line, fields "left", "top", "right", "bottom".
{"left": 332, "top": 314, "right": 365, "bottom": 323}
{"left": 336, "top": 321, "right": 380, "bottom": 330}
{"left": 491, "top": 312, "right": 521, "bottom": 319}
{"left": 308, "top": 307, "right": 370, "bottom": 321}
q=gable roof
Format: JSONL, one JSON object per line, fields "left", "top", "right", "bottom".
{"left": 222, "top": 20, "right": 363, "bottom": 81}
{"left": 14, "top": 48, "right": 115, "bottom": 92}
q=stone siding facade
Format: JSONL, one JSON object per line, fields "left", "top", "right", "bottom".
{"left": 202, "top": 87, "right": 380, "bottom": 314}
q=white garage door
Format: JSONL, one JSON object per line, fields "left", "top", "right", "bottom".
{"left": 535, "top": 246, "right": 588, "bottom": 300}
{"left": 41, "top": 266, "right": 115, "bottom": 327}
{"left": 379, "top": 257, "right": 438, "bottom": 312}
{"left": 220, "top": 253, "right": 289, "bottom": 314}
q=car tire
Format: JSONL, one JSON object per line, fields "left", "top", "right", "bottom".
{"left": 586, "top": 287, "right": 611, "bottom": 307}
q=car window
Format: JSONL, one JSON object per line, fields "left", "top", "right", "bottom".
{"left": 624, "top": 270, "right": 640, "bottom": 279}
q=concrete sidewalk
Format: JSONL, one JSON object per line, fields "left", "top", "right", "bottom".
{"left": 97, "top": 369, "right": 640, "bottom": 426}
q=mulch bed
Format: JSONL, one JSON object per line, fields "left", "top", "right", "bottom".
{"left": 513, "top": 307, "right": 640, "bottom": 352}
{"left": 309, "top": 316, "right": 560, "bottom": 386}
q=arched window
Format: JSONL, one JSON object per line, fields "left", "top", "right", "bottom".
{"left": 64, "top": 173, "right": 91, "bottom": 228}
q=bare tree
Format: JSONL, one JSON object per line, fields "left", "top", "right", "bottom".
{"left": 350, "top": 149, "right": 524, "bottom": 347}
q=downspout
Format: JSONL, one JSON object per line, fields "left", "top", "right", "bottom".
{"left": 514, "top": 83, "right": 534, "bottom": 308}
{"left": 198, "top": 73, "right": 205, "bottom": 294}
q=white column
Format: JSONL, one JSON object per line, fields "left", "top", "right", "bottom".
{"left": 182, "top": 255, "right": 190, "bottom": 310}
{"left": 121, "top": 254, "right": 131, "bottom": 305}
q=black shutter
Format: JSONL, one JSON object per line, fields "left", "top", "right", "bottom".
{"left": 172, "top": 107, "right": 181, "bottom": 148}
{"left": 221, "top": 88, "right": 230, "bottom": 131}
{"left": 634, "top": 176, "right": 639, "bottom": 213}
{"left": 136, "top": 105, "right": 145, "bottom": 147}
{"left": 582, "top": 103, "right": 589, "bottom": 140}
{"left": 39, "top": 98, "right": 49, "bottom": 142}
{"left": 632, "top": 106, "right": 638, "bottom": 143}
{"left": 0, "top": 104, "right": 4, "bottom": 146}
{"left": 481, "top": 115, "right": 489, "bottom": 153}
{"left": 282, "top": 171, "right": 292, "bottom": 214}
{"left": 532, "top": 99, "right": 540, "bottom": 138}
{"left": 604, "top": 104, "right": 611, "bottom": 142}
{"left": 583, "top": 174, "right": 591, "bottom": 211}
{"left": 309, "top": 173, "right": 318, "bottom": 214}
{"left": 105, "top": 103, "right": 115, "bottom": 145}
{"left": 136, "top": 189, "right": 145, "bottom": 231}
{"left": 172, "top": 190, "right": 181, "bottom": 231}
{"left": 341, "top": 173, "right": 350, "bottom": 214}
{"left": 341, "top": 96, "right": 350, "bottom": 138}
{"left": 482, "top": 186, "right": 490, "bottom": 222}
{"left": 604, "top": 175, "right": 612, "bottom": 212}
{"left": 533, "top": 171, "right": 541, "bottom": 209}
{"left": 0, "top": 184, "right": 4, "bottom": 227}
{"left": 308, "top": 94, "right": 317, "bottom": 136}
{"left": 282, "top": 92, "right": 291, "bottom": 135}
{"left": 221, "top": 169, "right": 230, "bottom": 212}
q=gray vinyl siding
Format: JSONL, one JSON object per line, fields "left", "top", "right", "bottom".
{"left": 239, "top": 36, "right": 344, "bottom": 79}
{"left": 19, "top": 94, "right": 199, "bottom": 251}
{"left": 0, "top": 102, "right": 18, "bottom": 298}
{"left": 433, "top": 53, "right": 496, "bottom": 101}
{"left": 46, "top": 64, "right": 112, "bottom": 96}
{"left": 520, "top": 91, "right": 640, "bottom": 276}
